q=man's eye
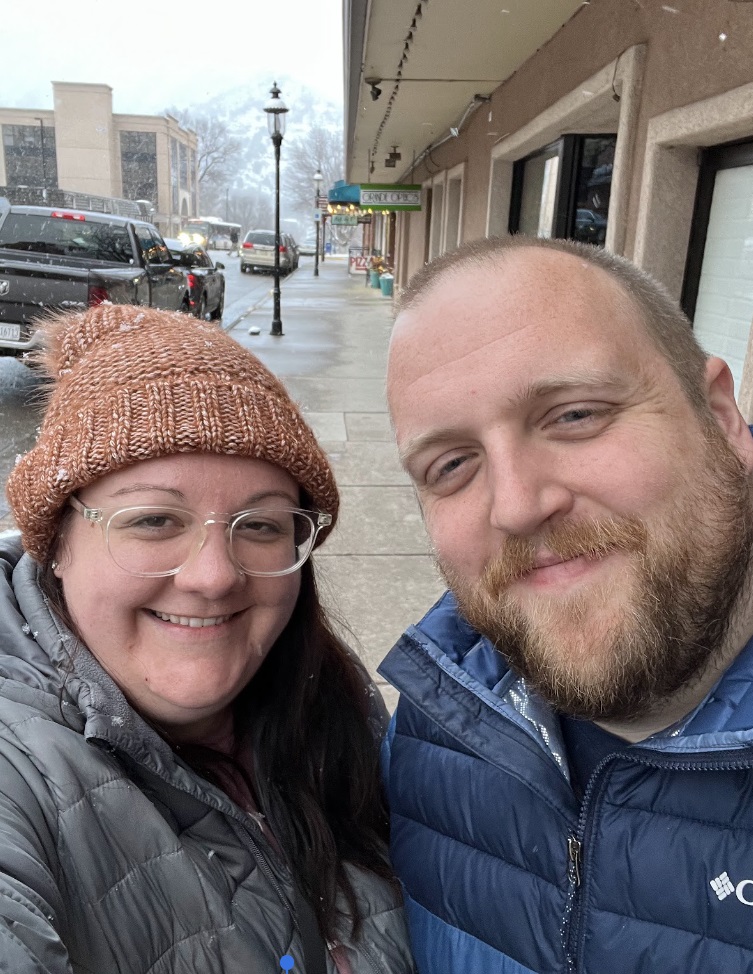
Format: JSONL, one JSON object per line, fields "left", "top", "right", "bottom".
{"left": 439, "top": 455, "right": 467, "bottom": 477}
{"left": 425, "top": 452, "right": 476, "bottom": 489}
{"left": 557, "top": 408, "right": 595, "bottom": 423}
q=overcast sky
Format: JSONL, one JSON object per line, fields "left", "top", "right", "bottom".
{"left": 4, "top": 0, "right": 345, "bottom": 113}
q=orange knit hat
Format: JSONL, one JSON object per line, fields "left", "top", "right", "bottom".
{"left": 6, "top": 304, "right": 339, "bottom": 564}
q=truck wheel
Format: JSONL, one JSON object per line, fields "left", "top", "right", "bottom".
{"left": 197, "top": 295, "right": 207, "bottom": 320}
{"left": 180, "top": 297, "right": 191, "bottom": 314}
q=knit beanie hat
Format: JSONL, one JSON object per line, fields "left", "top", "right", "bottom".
{"left": 6, "top": 304, "right": 339, "bottom": 564}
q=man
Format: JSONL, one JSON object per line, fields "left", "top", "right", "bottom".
{"left": 380, "top": 235, "right": 753, "bottom": 973}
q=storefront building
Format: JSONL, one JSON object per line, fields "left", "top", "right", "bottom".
{"left": 345, "top": 0, "right": 753, "bottom": 413}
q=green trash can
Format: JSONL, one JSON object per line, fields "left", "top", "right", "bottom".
{"left": 370, "top": 269, "right": 381, "bottom": 288}
{"left": 380, "top": 273, "right": 394, "bottom": 297}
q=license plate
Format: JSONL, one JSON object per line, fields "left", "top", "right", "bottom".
{"left": 0, "top": 324, "right": 21, "bottom": 341}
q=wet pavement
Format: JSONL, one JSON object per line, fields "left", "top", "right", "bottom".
{"left": 0, "top": 256, "right": 444, "bottom": 708}
{"left": 231, "top": 257, "right": 443, "bottom": 708}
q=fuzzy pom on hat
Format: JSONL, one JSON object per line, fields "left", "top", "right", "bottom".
{"left": 7, "top": 304, "right": 339, "bottom": 564}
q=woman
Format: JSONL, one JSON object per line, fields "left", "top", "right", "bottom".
{"left": 0, "top": 304, "right": 413, "bottom": 973}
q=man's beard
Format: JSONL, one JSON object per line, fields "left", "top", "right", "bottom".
{"left": 441, "top": 426, "right": 753, "bottom": 722}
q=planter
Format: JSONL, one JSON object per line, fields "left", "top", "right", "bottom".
{"left": 369, "top": 269, "right": 381, "bottom": 288}
{"left": 379, "top": 273, "right": 394, "bottom": 298}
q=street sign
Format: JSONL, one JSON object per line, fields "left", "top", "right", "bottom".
{"left": 314, "top": 210, "right": 321, "bottom": 221}
{"left": 316, "top": 195, "right": 329, "bottom": 210}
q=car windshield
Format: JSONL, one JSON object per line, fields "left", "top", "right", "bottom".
{"left": 0, "top": 213, "right": 134, "bottom": 263}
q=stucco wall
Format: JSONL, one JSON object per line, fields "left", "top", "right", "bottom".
{"left": 400, "top": 0, "right": 753, "bottom": 290}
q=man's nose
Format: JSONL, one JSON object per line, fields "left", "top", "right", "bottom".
{"left": 486, "top": 437, "right": 574, "bottom": 538}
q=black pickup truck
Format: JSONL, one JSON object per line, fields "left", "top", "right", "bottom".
{"left": 0, "top": 198, "right": 188, "bottom": 360}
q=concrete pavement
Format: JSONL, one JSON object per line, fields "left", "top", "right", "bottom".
{"left": 229, "top": 257, "right": 443, "bottom": 711}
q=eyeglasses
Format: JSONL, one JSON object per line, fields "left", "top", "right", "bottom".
{"left": 68, "top": 496, "right": 332, "bottom": 577}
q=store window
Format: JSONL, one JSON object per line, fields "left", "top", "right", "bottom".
{"left": 682, "top": 140, "right": 753, "bottom": 398}
{"left": 509, "top": 135, "right": 615, "bottom": 245}
{"left": 444, "top": 174, "right": 463, "bottom": 252}
{"left": 429, "top": 181, "right": 444, "bottom": 260}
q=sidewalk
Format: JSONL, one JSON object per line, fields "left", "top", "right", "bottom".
{"left": 230, "top": 258, "right": 443, "bottom": 710}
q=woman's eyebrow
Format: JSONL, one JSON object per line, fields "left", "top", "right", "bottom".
{"left": 108, "top": 485, "right": 299, "bottom": 507}
{"left": 111, "top": 484, "right": 185, "bottom": 501}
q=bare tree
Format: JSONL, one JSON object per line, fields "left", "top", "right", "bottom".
{"left": 166, "top": 107, "right": 242, "bottom": 201}
{"left": 282, "top": 124, "right": 360, "bottom": 249}
{"left": 283, "top": 125, "right": 343, "bottom": 215}
{"left": 230, "top": 190, "right": 274, "bottom": 233}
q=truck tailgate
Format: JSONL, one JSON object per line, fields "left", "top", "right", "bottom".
{"left": 0, "top": 253, "right": 90, "bottom": 329}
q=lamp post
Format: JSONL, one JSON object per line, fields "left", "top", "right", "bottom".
{"left": 313, "top": 166, "right": 323, "bottom": 278}
{"left": 264, "top": 82, "right": 288, "bottom": 337}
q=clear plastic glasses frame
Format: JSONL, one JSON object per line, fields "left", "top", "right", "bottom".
{"left": 68, "top": 495, "right": 332, "bottom": 578}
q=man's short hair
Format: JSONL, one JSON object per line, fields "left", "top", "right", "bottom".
{"left": 396, "top": 235, "right": 712, "bottom": 418}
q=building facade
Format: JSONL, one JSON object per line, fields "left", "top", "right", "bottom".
{"left": 0, "top": 82, "right": 198, "bottom": 234}
{"left": 345, "top": 0, "right": 753, "bottom": 416}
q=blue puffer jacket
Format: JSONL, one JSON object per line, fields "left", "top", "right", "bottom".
{"left": 379, "top": 590, "right": 753, "bottom": 974}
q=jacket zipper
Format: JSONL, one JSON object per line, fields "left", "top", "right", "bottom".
{"left": 563, "top": 746, "right": 753, "bottom": 974}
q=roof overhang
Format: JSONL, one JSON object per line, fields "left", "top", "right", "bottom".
{"left": 345, "top": 0, "right": 585, "bottom": 184}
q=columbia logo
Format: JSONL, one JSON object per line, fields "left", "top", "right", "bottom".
{"left": 711, "top": 872, "right": 735, "bottom": 901}
{"left": 711, "top": 871, "right": 753, "bottom": 906}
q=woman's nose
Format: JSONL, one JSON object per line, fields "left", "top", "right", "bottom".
{"left": 173, "top": 523, "right": 245, "bottom": 595}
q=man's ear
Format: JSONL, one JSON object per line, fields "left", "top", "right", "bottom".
{"left": 705, "top": 356, "right": 753, "bottom": 472}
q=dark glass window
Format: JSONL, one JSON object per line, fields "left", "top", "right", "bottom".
{"left": 2, "top": 124, "right": 58, "bottom": 189}
{"left": 120, "top": 131, "right": 157, "bottom": 202}
{"left": 179, "top": 142, "right": 188, "bottom": 188}
{"left": 510, "top": 134, "right": 616, "bottom": 246}
{"left": 0, "top": 213, "right": 133, "bottom": 263}
{"left": 572, "top": 137, "right": 614, "bottom": 245}
{"left": 171, "top": 138, "right": 179, "bottom": 211}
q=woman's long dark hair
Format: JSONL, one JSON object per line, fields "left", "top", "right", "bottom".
{"left": 39, "top": 551, "right": 394, "bottom": 945}
{"left": 235, "top": 560, "right": 394, "bottom": 941}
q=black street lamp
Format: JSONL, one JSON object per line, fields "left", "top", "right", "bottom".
{"left": 313, "top": 166, "right": 323, "bottom": 278}
{"left": 264, "top": 82, "right": 288, "bottom": 337}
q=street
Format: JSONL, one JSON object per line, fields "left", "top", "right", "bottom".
{"left": 0, "top": 252, "right": 307, "bottom": 529}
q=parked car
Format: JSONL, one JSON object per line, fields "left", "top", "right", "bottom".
{"left": 298, "top": 237, "right": 318, "bottom": 256}
{"left": 0, "top": 199, "right": 188, "bottom": 361}
{"left": 282, "top": 233, "right": 300, "bottom": 270}
{"left": 164, "top": 237, "right": 225, "bottom": 321}
{"left": 240, "top": 229, "right": 295, "bottom": 274}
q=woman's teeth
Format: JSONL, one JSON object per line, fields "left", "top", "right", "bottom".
{"left": 152, "top": 611, "right": 233, "bottom": 628}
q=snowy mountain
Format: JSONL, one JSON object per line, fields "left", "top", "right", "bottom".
{"left": 180, "top": 75, "right": 343, "bottom": 197}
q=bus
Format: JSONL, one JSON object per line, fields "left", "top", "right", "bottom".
{"left": 178, "top": 217, "right": 242, "bottom": 251}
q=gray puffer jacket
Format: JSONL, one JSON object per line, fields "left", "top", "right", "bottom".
{"left": 0, "top": 535, "right": 413, "bottom": 974}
